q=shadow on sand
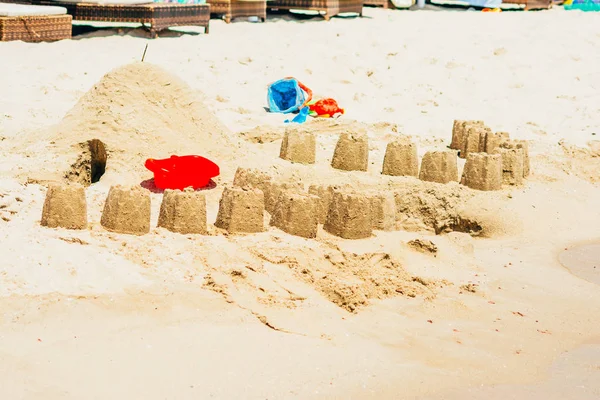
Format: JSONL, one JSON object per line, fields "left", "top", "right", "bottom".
{"left": 140, "top": 178, "right": 218, "bottom": 194}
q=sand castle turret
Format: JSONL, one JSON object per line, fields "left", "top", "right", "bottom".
{"left": 368, "top": 192, "right": 396, "bottom": 231}
{"left": 419, "top": 150, "right": 458, "bottom": 184}
{"left": 279, "top": 127, "right": 316, "bottom": 164}
{"left": 308, "top": 184, "right": 349, "bottom": 224}
{"left": 158, "top": 189, "right": 208, "bottom": 234}
{"left": 331, "top": 132, "right": 369, "bottom": 172}
{"left": 324, "top": 191, "right": 372, "bottom": 239}
{"left": 450, "top": 120, "right": 484, "bottom": 152}
{"left": 499, "top": 140, "right": 530, "bottom": 177}
{"left": 270, "top": 192, "right": 320, "bottom": 238}
{"left": 497, "top": 147, "right": 524, "bottom": 186}
{"left": 479, "top": 131, "right": 509, "bottom": 154}
{"left": 461, "top": 153, "right": 502, "bottom": 191}
{"left": 264, "top": 181, "right": 304, "bottom": 214}
{"left": 381, "top": 138, "right": 419, "bottom": 177}
{"left": 41, "top": 183, "right": 87, "bottom": 230}
{"left": 233, "top": 167, "right": 273, "bottom": 194}
{"left": 101, "top": 186, "right": 151, "bottom": 235}
{"left": 462, "top": 124, "right": 492, "bottom": 159}
{"left": 215, "top": 187, "right": 265, "bottom": 233}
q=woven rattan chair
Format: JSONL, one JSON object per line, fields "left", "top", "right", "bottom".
{"left": 502, "top": 0, "right": 552, "bottom": 9}
{"left": 2, "top": 0, "right": 210, "bottom": 36}
{"left": 0, "top": 3, "right": 72, "bottom": 41}
{"left": 268, "top": 0, "right": 362, "bottom": 21}
{"left": 207, "top": 0, "right": 266, "bottom": 23}
{"left": 363, "top": 0, "right": 387, "bottom": 7}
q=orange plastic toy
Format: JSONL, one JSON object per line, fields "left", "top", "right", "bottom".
{"left": 308, "top": 98, "right": 345, "bottom": 118}
{"left": 145, "top": 155, "right": 220, "bottom": 190}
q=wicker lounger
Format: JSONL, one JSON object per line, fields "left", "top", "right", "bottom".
{"left": 363, "top": 0, "right": 387, "bottom": 7}
{"left": 2, "top": 0, "right": 210, "bottom": 36}
{"left": 268, "top": 0, "right": 363, "bottom": 20}
{"left": 502, "top": 0, "right": 552, "bottom": 9}
{"left": 207, "top": 0, "right": 266, "bottom": 23}
{"left": 0, "top": 13, "right": 72, "bottom": 41}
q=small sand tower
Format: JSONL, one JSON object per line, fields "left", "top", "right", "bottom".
{"left": 331, "top": 131, "right": 369, "bottom": 172}
{"left": 450, "top": 120, "right": 484, "bottom": 152}
{"left": 215, "top": 187, "right": 265, "bottom": 233}
{"left": 324, "top": 190, "right": 372, "bottom": 239}
{"left": 368, "top": 192, "right": 397, "bottom": 231}
{"left": 233, "top": 167, "right": 273, "bottom": 193}
{"left": 497, "top": 147, "right": 524, "bottom": 186}
{"left": 270, "top": 192, "right": 320, "bottom": 238}
{"left": 479, "top": 131, "right": 509, "bottom": 154}
{"left": 419, "top": 150, "right": 458, "bottom": 184}
{"left": 462, "top": 125, "right": 492, "bottom": 159}
{"left": 461, "top": 153, "right": 503, "bottom": 191}
{"left": 308, "top": 184, "right": 349, "bottom": 224}
{"left": 101, "top": 186, "right": 151, "bottom": 235}
{"left": 381, "top": 138, "right": 419, "bottom": 177}
{"left": 263, "top": 181, "right": 304, "bottom": 214}
{"left": 499, "top": 140, "right": 530, "bottom": 178}
{"left": 279, "top": 127, "right": 316, "bottom": 164}
{"left": 41, "top": 183, "right": 87, "bottom": 230}
{"left": 158, "top": 189, "right": 208, "bottom": 234}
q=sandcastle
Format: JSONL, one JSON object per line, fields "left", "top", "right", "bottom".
{"left": 41, "top": 183, "right": 87, "bottom": 230}
{"left": 450, "top": 120, "right": 484, "bottom": 154}
{"left": 279, "top": 127, "right": 316, "bottom": 164}
{"left": 233, "top": 167, "right": 272, "bottom": 193}
{"left": 331, "top": 132, "right": 369, "bottom": 172}
{"left": 496, "top": 147, "right": 524, "bottom": 186}
{"left": 381, "top": 138, "right": 419, "bottom": 177}
{"left": 158, "top": 189, "right": 208, "bottom": 234}
{"left": 308, "top": 184, "right": 349, "bottom": 224}
{"left": 419, "top": 150, "right": 458, "bottom": 184}
{"left": 499, "top": 140, "right": 530, "bottom": 178}
{"left": 479, "top": 131, "right": 509, "bottom": 154}
{"left": 263, "top": 181, "right": 304, "bottom": 214}
{"left": 462, "top": 124, "right": 492, "bottom": 159}
{"left": 215, "top": 186, "right": 265, "bottom": 233}
{"left": 451, "top": 120, "right": 512, "bottom": 159}
{"left": 461, "top": 153, "right": 503, "bottom": 191}
{"left": 100, "top": 186, "right": 151, "bottom": 235}
{"left": 270, "top": 192, "right": 320, "bottom": 238}
{"left": 368, "top": 192, "right": 396, "bottom": 231}
{"left": 324, "top": 190, "right": 372, "bottom": 239}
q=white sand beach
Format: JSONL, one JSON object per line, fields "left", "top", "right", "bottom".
{"left": 0, "top": 7, "right": 599, "bottom": 399}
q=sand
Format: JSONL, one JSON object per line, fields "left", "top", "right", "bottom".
{"left": 1, "top": 7, "right": 600, "bottom": 399}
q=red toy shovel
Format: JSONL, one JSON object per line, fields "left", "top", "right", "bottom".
{"left": 145, "top": 155, "right": 220, "bottom": 190}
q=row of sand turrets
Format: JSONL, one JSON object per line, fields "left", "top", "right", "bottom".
{"left": 40, "top": 120, "right": 530, "bottom": 240}
{"left": 279, "top": 121, "right": 530, "bottom": 191}
{"left": 40, "top": 172, "right": 396, "bottom": 240}
{"left": 41, "top": 184, "right": 209, "bottom": 235}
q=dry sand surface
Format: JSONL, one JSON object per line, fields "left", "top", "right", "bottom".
{"left": 1, "top": 7, "right": 600, "bottom": 399}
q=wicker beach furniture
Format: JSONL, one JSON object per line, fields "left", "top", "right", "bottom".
{"left": 0, "top": 3, "right": 72, "bottom": 41}
{"left": 363, "top": 0, "right": 387, "bottom": 7}
{"left": 502, "top": 0, "right": 552, "bottom": 9}
{"left": 207, "top": 0, "right": 266, "bottom": 23}
{"left": 1, "top": 0, "right": 210, "bottom": 36}
{"left": 268, "top": 0, "right": 363, "bottom": 20}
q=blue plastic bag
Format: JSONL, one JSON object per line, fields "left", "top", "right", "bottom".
{"left": 267, "top": 78, "right": 307, "bottom": 114}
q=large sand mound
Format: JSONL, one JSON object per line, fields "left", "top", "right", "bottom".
{"left": 20, "top": 62, "right": 249, "bottom": 186}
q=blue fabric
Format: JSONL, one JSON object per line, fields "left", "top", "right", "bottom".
{"left": 267, "top": 78, "right": 306, "bottom": 114}
{"left": 285, "top": 107, "right": 310, "bottom": 124}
